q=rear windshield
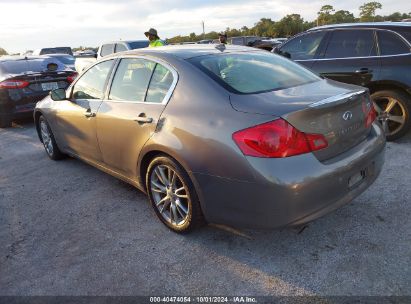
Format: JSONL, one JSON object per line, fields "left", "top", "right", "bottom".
{"left": 40, "top": 47, "right": 72, "bottom": 55}
{"left": 0, "top": 58, "right": 66, "bottom": 74}
{"left": 128, "top": 41, "right": 150, "bottom": 49}
{"left": 188, "top": 52, "right": 320, "bottom": 94}
{"left": 52, "top": 56, "right": 75, "bottom": 65}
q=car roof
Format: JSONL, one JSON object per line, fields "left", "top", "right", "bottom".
{"left": 108, "top": 44, "right": 259, "bottom": 60}
{"left": 309, "top": 22, "right": 411, "bottom": 31}
{"left": 42, "top": 53, "right": 73, "bottom": 57}
{"left": 103, "top": 40, "right": 147, "bottom": 44}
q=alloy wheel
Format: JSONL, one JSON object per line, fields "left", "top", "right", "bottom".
{"left": 40, "top": 119, "right": 54, "bottom": 156}
{"left": 150, "top": 164, "right": 190, "bottom": 227}
{"left": 373, "top": 96, "right": 406, "bottom": 137}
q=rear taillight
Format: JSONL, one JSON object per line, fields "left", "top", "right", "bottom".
{"left": 0, "top": 79, "right": 30, "bottom": 89}
{"left": 232, "top": 119, "right": 328, "bottom": 158}
{"left": 67, "top": 73, "right": 78, "bottom": 83}
{"left": 362, "top": 97, "right": 376, "bottom": 128}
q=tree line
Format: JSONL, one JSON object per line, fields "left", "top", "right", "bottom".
{"left": 167, "top": 2, "right": 411, "bottom": 43}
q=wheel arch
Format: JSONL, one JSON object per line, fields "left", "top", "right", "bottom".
{"left": 138, "top": 147, "right": 207, "bottom": 217}
{"left": 34, "top": 110, "right": 44, "bottom": 142}
{"left": 367, "top": 80, "right": 411, "bottom": 98}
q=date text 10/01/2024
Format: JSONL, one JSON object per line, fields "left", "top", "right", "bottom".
{"left": 149, "top": 297, "right": 257, "bottom": 303}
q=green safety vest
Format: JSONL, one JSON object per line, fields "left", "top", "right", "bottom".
{"left": 149, "top": 39, "right": 165, "bottom": 47}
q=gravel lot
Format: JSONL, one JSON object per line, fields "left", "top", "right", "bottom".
{"left": 0, "top": 119, "right": 410, "bottom": 296}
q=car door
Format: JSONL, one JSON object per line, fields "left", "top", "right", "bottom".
{"left": 53, "top": 59, "right": 115, "bottom": 162}
{"left": 96, "top": 57, "right": 177, "bottom": 179}
{"left": 277, "top": 30, "right": 327, "bottom": 69}
{"left": 311, "top": 29, "right": 381, "bottom": 87}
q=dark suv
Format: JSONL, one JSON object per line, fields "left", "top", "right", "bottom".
{"left": 274, "top": 22, "right": 411, "bottom": 140}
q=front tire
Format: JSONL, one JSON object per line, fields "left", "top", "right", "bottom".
{"left": 38, "top": 115, "right": 65, "bottom": 160}
{"left": 146, "top": 156, "right": 205, "bottom": 233}
{"left": 371, "top": 90, "right": 411, "bottom": 141}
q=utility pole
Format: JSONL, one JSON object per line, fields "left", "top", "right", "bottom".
{"left": 202, "top": 21, "right": 205, "bottom": 40}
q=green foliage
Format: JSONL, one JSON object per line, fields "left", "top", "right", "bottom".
{"left": 360, "top": 2, "right": 382, "bottom": 21}
{"left": 318, "top": 5, "right": 335, "bottom": 25}
{"left": 0, "top": 48, "right": 8, "bottom": 56}
{"left": 167, "top": 3, "right": 410, "bottom": 43}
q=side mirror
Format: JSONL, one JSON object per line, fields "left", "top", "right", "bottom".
{"left": 50, "top": 88, "right": 67, "bottom": 101}
{"left": 93, "top": 53, "right": 98, "bottom": 59}
{"left": 272, "top": 46, "right": 280, "bottom": 54}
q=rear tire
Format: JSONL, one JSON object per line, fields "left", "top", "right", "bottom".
{"left": 0, "top": 116, "right": 12, "bottom": 128}
{"left": 146, "top": 156, "right": 205, "bottom": 233}
{"left": 38, "top": 115, "right": 65, "bottom": 160}
{"left": 371, "top": 90, "right": 411, "bottom": 141}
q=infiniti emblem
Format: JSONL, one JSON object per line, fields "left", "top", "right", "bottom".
{"left": 342, "top": 111, "right": 353, "bottom": 121}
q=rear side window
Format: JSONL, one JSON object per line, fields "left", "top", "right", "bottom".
{"left": 324, "top": 30, "right": 376, "bottom": 58}
{"left": 115, "top": 44, "right": 128, "bottom": 53}
{"left": 100, "top": 44, "right": 115, "bottom": 57}
{"left": 109, "top": 58, "right": 155, "bottom": 102}
{"left": 72, "top": 60, "right": 113, "bottom": 100}
{"left": 128, "top": 41, "right": 150, "bottom": 49}
{"left": 189, "top": 52, "right": 320, "bottom": 94}
{"left": 146, "top": 64, "right": 174, "bottom": 103}
{"left": 0, "top": 58, "right": 65, "bottom": 74}
{"left": 377, "top": 31, "right": 410, "bottom": 55}
{"left": 397, "top": 30, "right": 411, "bottom": 44}
{"left": 279, "top": 31, "right": 325, "bottom": 60}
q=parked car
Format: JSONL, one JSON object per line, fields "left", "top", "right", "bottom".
{"left": 197, "top": 39, "right": 213, "bottom": 44}
{"left": 0, "top": 56, "right": 77, "bottom": 127}
{"left": 32, "top": 47, "right": 73, "bottom": 56}
{"left": 34, "top": 45, "right": 385, "bottom": 233}
{"left": 229, "top": 36, "right": 262, "bottom": 46}
{"left": 75, "top": 40, "right": 149, "bottom": 73}
{"left": 43, "top": 54, "right": 76, "bottom": 71}
{"left": 252, "top": 39, "right": 283, "bottom": 51}
{"left": 273, "top": 22, "right": 411, "bottom": 140}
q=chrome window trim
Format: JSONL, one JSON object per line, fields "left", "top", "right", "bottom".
{"left": 296, "top": 52, "right": 411, "bottom": 62}
{"left": 104, "top": 55, "right": 179, "bottom": 106}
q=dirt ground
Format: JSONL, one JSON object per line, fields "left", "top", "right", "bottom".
{"left": 0, "top": 119, "right": 410, "bottom": 296}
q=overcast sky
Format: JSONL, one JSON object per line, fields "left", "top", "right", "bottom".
{"left": 1, "top": 0, "right": 410, "bottom": 53}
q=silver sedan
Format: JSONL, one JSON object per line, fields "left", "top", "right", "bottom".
{"left": 34, "top": 45, "right": 385, "bottom": 233}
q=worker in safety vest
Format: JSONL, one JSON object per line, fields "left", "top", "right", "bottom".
{"left": 218, "top": 32, "right": 229, "bottom": 44}
{"left": 144, "top": 28, "right": 165, "bottom": 47}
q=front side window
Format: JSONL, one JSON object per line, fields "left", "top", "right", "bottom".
{"left": 377, "top": 30, "right": 410, "bottom": 55}
{"left": 72, "top": 60, "right": 113, "bottom": 100}
{"left": 324, "top": 30, "right": 376, "bottom": 59}
{"left": 189, "top": 52, "right": 320, "bottom": 94}
{"left": 279, "top": 31, "right": 325, "bottom": 60}
{"left": 109, "top": 58, "right": 155, "bottom": 102}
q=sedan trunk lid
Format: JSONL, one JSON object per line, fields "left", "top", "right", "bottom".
{"left": 229, "top": 79, "right": 374, "bottom": 161}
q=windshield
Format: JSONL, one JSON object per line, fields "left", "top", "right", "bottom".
{"left": 40, "top": 47, "right": 72, "bottom": 55}
{"left": 188, "top": 52, "right": 320, "bottom": 94}
{"left": 128, "top": 41, "right": 150, "bottom": 49}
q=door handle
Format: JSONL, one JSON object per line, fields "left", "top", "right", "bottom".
{"left": 134, "top": 115, "right": 153, "bottom": 124}
{"left": 355, "top": 68, "right": 372, "bottom": 74}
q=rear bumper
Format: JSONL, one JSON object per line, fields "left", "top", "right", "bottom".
{"left": 194, "top": 123, "right": 386, "bottom": 229}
